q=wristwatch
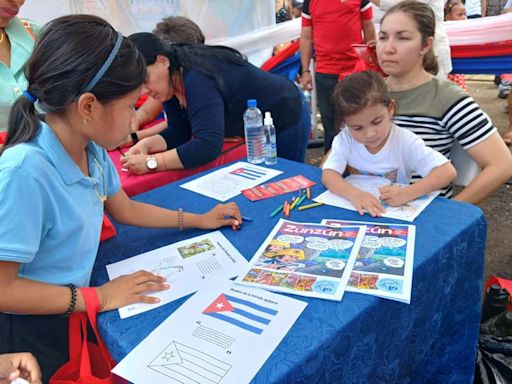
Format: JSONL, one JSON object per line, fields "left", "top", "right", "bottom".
{"left": 146, "top": 156, "right": 158, "bottom": 170}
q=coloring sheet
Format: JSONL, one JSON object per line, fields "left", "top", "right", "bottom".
{"left": 106, "top": 231, "right": 248, "bottom": 318}
{"left": 235, "top": 219, "right": 366, "bottom": 301}
{"left": 180, "top": 162, "right": 282, "bottom": 201}
{"left": 112, "top": 279, "right": 307, "bottom": 384}
{"left": 314, "top": 175, "right": 439, "bottom": 222}
{"left": 322, "top": 219, "right": 415, "bottom": 304}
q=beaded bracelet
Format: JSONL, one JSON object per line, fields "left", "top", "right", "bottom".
{"left": 177, "top": 208, "right": 184, "bottom": 231}
{"left": 64, "top": 283, "right": 77, "bottom": 316}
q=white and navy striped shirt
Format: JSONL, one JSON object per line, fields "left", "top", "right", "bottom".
{"left": 390, "top": 78, "right": 496, "bottom": 197}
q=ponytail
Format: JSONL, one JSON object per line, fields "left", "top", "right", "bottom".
{"left": 422, "top": 49, "right": 439, "bottom": 76}
{"left": 2, "top": 95, "right": 40, "bottom": 154}
{"left": 2, "top": 14, "right": 146, "bottom": 156}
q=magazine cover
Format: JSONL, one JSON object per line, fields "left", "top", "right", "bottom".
{"left": 235, "top": 219, "right": 366, "bottom": 301}
{"left": 322, "top": 219, "right": 415, "bottom": 304}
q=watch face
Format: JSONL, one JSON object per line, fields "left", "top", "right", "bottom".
{"left": 146, "top": 156, "right": 158, "bottom": 170}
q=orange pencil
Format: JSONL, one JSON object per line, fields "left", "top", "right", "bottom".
{"left": 306, "top": 187, "right": 311, "bottom": 199}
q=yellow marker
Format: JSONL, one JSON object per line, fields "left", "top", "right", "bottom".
{"left": 298, "top": 202, "right": 324, "bottom": 211}
{"left": 289, "top": 195, "right": 301, "bottom": 210}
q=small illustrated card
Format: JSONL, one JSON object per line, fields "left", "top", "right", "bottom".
{"left": 241, "top": 175, "right": 315, "bottom": 201}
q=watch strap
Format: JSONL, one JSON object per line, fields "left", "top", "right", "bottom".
{"left": 130, "top": 132, "right": 139, "bottom": 144}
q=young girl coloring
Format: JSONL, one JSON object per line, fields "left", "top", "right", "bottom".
{"left": 0, "top": 15, "right": 241, "bottom": 381}
{"left": 322, "top": 70, "right": 457, "bottom": 217}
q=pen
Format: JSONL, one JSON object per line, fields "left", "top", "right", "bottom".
{"left": 289, "top": 195, "right": 301, "bottom": 210}
{"left": 116, "top": 147, "right": 126, "bottom": 157}
{"left": 306, "top": 187, "right": 311, "bottom": 199}
{"left": 298, "top": 202, "right": 324, "bottom": 211}
{"left": 241, "top": 216, "right": 253, "bottom": 222}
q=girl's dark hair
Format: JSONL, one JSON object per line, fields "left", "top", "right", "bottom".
{"left": 129, "top": 32, "right": 247, "bottom": 97}
{"left": 382, "top": 0, "right": 439, "bottom": 75}
{"left": 332, "top": 70, "right": 392, "bottom": 121}
{"left": 5, "top": 14, "right": 146, "bottom": 152}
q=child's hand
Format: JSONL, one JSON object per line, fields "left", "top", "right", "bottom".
{"left": 379, "top": 185, "right": 411, "bottom": 206}
{"left": 200, "top": 202, "right": 241, "bottom": 230}
{"left": 121, "top": 154, "right": 151, "bottom": 175}
{"left": 350, "top": 191, "right": 385, "bottom": 217}
{"left": 0, "top": 353, "right": 42, "bottom": 384}
{"left": 96, "top": 271, "right": 170, "bottom": 312}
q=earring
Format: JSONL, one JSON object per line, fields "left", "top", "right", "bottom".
{"left": 419, "top": 51, "right": 425, "bottom": 56}
{"left": 83, "top": 116, "right": 91, "bottom": 125}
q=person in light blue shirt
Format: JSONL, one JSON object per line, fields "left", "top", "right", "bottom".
{"left": 0, "top": 0, "right": 40, "bottom": 132}
{"left": 0, "top": 15, "right": 242, "bottom": 382}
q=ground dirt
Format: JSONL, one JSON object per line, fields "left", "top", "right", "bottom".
{"left": 305, "top": 75, "right": 512, "bottom": 283}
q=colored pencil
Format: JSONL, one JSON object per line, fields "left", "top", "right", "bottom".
{"left": 298, "top": 202, "right": 324, "bottom": 211}
{"left": 295, "top": 194, "right": 307, "bottom": 208}
{"left": 270, "top": 204, "right": 284, "bottom": 218}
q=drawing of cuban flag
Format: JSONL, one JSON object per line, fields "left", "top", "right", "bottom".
{"left": 229, "top": 167, "right": 267, "bottom": 180}
{"left": 203, "top": 293, "right": 278, "bottom": 335}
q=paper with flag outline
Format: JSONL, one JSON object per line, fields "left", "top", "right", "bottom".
{"left": 112, "top": 278, "right": 307, "bottom": 384}
{"left": 180, "top": 161, "right": 282, "bottom": 201}
{"left": 202, "top": 293, "right": 278, "bottom": 335}
{"left": 148, "top": 341, "right": 231, "bottom": 384}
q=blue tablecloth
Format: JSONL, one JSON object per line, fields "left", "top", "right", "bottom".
{"left": 91, "top": 158, "right": 487, "bottom": 383}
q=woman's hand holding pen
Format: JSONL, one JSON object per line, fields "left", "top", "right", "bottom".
{"left": 120, "top": 154, "right": 152, "bottom": 175}
{"left": 96, "top": 270, "right": 170, "bottom": 312}
{"left": 379, "top": 185, "right": 411, "bottom": 207}
{"left": 349, "top": 190, "right": 385, "bottom": 217}
{"left": 199, "top": 202, "right": 241, "bottom": 230}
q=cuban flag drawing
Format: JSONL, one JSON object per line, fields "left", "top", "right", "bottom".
{"left": 203, "top": 293, "right": 278, "bottom": 335}
{"left": 229, "top": 167, "right": 268, "bottom": 180}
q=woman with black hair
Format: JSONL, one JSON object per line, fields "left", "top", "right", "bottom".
{"left": 121, "top": 32, "right": 310, "bottom": 174}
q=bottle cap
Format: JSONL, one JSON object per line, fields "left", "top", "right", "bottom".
{"left": 264, "top": 111, "right": 273, "bottom": 125}
{"left": 247, "top": 99, "right": 257, "bottom": 108}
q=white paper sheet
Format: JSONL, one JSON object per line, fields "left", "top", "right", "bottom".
{"left": 322, "top": 219, "right": 415, "bottom": 304}
{"left": 314, "top": 175, "right": 439, "bottom": 222}
{"left": 180, "top": 162, "right": 282, "bottom": 201}
{"left": 112, "top": 279, "right": 307, "bottom": 384}
{"left": 235, "top": 219, "right": 366, "bottom": 301}
{"left": 106, "top": 231, "right": 248, "bottom": 318}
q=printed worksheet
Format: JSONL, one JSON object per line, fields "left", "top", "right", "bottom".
{"left": 322, "top": 219, "right": 415, "bottom": 304}
{"left": 235, "top": 219, "right": 366, "bottom": 301}
{"left": 106, "top": 231, "right": 248, "bottom": 318}
{"left": 112, "top": 279, "right": 307, "bottom": 384}
{"left": 314, "top": 175, "right": 439, "bottom": 222}
{"left": 180, "top": 162, "right": 282, "bottom": 201}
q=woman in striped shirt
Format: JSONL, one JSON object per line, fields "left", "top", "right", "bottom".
{"left": 376, "top": 0, "right": 512, "bottom": 203}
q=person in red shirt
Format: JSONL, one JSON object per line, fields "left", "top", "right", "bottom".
{"left": 300, "top": 0, "right": 375, "bottom": 153}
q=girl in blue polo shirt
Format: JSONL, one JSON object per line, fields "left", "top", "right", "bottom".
{"left": 0, "top": 14, "right": 241, "bottom": 382}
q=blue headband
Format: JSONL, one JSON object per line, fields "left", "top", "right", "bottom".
{"left": 83, "top": 31, "right": 123, "bottom": 93}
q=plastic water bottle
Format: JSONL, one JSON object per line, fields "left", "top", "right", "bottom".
{"left": 243, "top": 99, "right": 265, "bottom": 164}
{"left": 264, "top": 111, "right": 277, "bottom": 165}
